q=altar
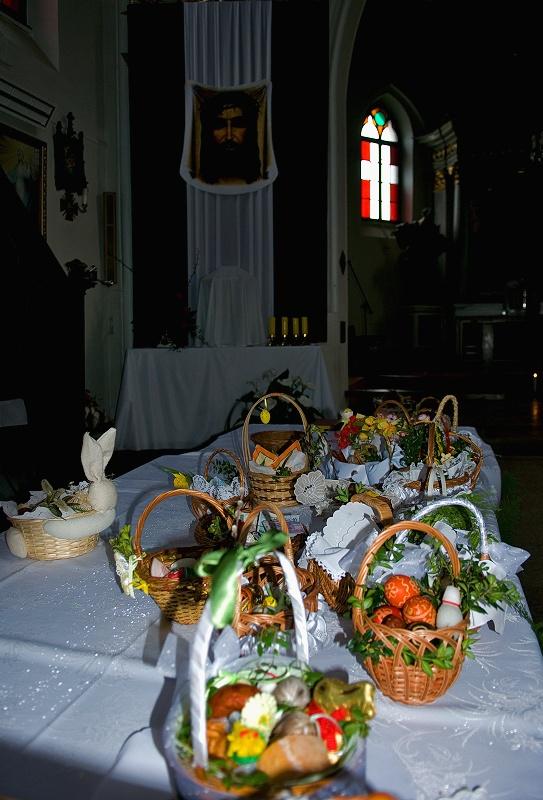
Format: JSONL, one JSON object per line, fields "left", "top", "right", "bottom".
{"left": 114, "top": 345, "right": 337, "bottom": 451}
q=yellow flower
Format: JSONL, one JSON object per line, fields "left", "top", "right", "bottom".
{"left": 262, "top": 596, "right": 278, "bottom": 608}
{"left": 227, "top": 722, "right": 266, "bottom": 760}
{"left": 358, "top": 432, "right": 369, "bottom": 442}
{"left": 173, "top": 472, "right": 190, "bottom": 489}
{"left": 364, "top": 416, "right": 376, "bottom": 426}
{"left": 377, "top": 419, "right": 397, "bottom": 438}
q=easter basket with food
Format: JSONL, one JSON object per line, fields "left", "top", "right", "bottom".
{"left": 349, "top": 519, "right": 471, "bottom": 704}
{"left": 233, "top": 502, "right": 318, "bottom": 637}
{"left": 111, "top": 488, "right": 232, "bottom": 625}
{"left": 242, "top": 392, "right": 309, "bottom": 508}
{"left": 305, "top": 489, "right": 388, "bottom": 615}
{"left": 4, "top": 429, "right": 117, "bottom": 560}
{"left": 162, "top": 530, "right": 377, "bottom": 799}
{"left": 399, "top": 394, "right": 483, "bottom": 494}
{"left": 189, "top": 448, "right": 248, "bottom": 546}
{"left": 347, "top": 493, "right": 525, "bottom": 704}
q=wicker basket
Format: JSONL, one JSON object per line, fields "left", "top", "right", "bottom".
{"left": 374, "top": 397, "right": 412, "bottom": 424}
{"left": 403, "top": 394, "right": 483, "bottom": 493}
{"left": 352, "top": 520, "right": 468, "bottom": 705}
{"left": 232, "top": 502, "right": 318, "bottom": 636}
{"left": 8, "top": 513, "right": 102, "bottom": 560}
{"left": 190, "top": 448, "right": 247, "bottom": 546}
{"left": 132, "top": 489, "right": 230, "bottom": 625}
{"left": 242, "top": 392, "right": 309, "bottom": 508}
{"left": 307, "top": 559, "right": 355, "bottom": 615}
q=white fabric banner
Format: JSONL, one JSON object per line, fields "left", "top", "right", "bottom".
{"left": 183, "top": 1, "right": 274, "bottom": 325}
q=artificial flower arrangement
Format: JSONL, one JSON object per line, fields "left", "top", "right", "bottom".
{"left": 334, "top": 401, "right": 482, "bottom": 497}
{"left": 163, "top": 530, "right": 377, "bottom": 797}
{"left": 336, "top": 410, "right": 403, "bottom": 465}
{"left": 161, "top": 452, "right": 247, "bottom": 546}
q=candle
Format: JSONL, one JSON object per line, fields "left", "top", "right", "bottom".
{"left": 268, "top": 316, "right": 276, "bottom": 337}
{"left": 292, "top": 317, "right": 300, "bottom": 337}
{"left": 281, "top": 317, "right": 289, "bottom": 337}
{"left": 301, "top": 317, "right": 309, "bottom": 338}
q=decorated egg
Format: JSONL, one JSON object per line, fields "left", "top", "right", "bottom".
{"left": 383, "top": 574, "right": 420, "bottom": 608}
{"left": 372, "top": 605, "right": 403, "bottom": 625}
{"left": 402, "top": 595, "right": 437, "bottom": 626}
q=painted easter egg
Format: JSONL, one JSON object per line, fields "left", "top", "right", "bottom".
{"left": 383, "top": 574, "right": 420, "bottom": 609}
{"left": 402, "top": 595, "right": 437, "bottom": 626}
{"left": 371, "top": 605, "right": 403, "bottom": 625}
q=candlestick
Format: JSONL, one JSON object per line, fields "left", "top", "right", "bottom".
{"left": 268, "top": 316, "right": 276, "bottom": 346}
{"left": 281, "top": 316, "right": 289, "bottom": 346}
{"left": 291, "top": 317, "right": 300, "bottom": 343}
{"left": 301, "top": 316, "right": 309, "bottom": 343}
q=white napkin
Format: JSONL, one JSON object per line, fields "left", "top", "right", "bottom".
{"left": 81, "top": 428, "right": 118, "bottom": 511}
{"left": 304, "top": 502, "right": 379, "bottom": 580}
{"left": 191, "top": 474, "right": 243, "bottom": 501}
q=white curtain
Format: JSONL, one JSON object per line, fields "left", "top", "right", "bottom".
{"left": 183, "top": 1, "right": 274, "bottom": 330}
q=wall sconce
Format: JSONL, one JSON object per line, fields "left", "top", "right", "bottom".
{"left": 53, "top": 112, "right": 88, "bottom": 221}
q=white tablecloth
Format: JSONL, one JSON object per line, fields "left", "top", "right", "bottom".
{"left": 114, "top": 345, "right": 337, "bottom": 450}
{"left": 1, "top": 429, "right": 542, "bottom": 800}
{"left": 196, "top": 267, "right": 266, "bottom": 347}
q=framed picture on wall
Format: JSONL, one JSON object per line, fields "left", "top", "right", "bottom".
{"left": 0, "top": 122, "right": 47, "bottom": 238}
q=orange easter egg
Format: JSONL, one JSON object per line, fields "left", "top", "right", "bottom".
{"left": 402, "top": 595, "right": 437, "bottom": 626}
{"left": 372, "top": 605, "right": 403, "bottom": 624}
{"left": 383, "top": 574, "right": 420, "bottom": 609}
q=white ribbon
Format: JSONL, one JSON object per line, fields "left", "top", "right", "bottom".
{"left": 189, "top": 548, "right": 310, "bottom": 768}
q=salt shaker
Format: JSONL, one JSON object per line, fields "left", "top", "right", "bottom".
{"left": 436, "top": 585, "right": 463, "bottom": 629}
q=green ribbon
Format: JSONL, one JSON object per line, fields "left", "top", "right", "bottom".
{"left": 195, "top": 530, "right": 288, "bottom": 628}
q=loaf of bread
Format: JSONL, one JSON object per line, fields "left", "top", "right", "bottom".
{"left": 257, "top": 734, "right": 330, "bottom": 781}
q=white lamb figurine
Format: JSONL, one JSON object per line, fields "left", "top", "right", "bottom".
{"left": 81, "top": 428, "right": 118, "bottom": 512}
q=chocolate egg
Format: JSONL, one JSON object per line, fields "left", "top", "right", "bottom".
{"left": 383, "top": 614, "right": 406, "bottom": 629}
{"left": 383, "top": 574, "right": 420, "bottom": 609}
{"left": 402, "top": 595, "right": 437, "bottom": 626}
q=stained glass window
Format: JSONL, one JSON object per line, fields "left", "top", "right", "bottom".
{"left": 0, "top": 0, "right": 27, "bottom": 26}
{"left": 360, "top": 106, "right": 399, "bottom": 222}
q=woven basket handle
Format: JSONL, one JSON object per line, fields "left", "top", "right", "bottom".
{"left": 414, "top": 396, "right": 440, "bottom": 415}
{"left": 132, "top": 489, "right": 228, "bottom": 558}
{"left": 433, "top": 394, "right": 459, "bottom": 432}
{"left": 374, "top": 398, "right": 411, "bottom": 424}
{"left": 352, "top": 520, "right": 462, "bottom": 617}
{"left": 412, "top": 496, "right": 490, "bottom": 560}
{"left": 242, "top": 392, "right": 308, "bottom": 467}
{"left": 237, "top": 501, "right": 295, "bottom": 564}
{"left": 202, "top": 447, "right": 246, "bottom": 497}
{"left": 189, "top": 552, "right": 309, "bottom": 768}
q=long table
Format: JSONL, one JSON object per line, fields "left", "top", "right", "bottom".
{"left": 114, "top": 345, "right": 337, "bottom": 451}
{"left": 1, "top": 427, "right": 542, "bottom": 800}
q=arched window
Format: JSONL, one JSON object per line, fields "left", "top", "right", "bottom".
{"left": 360, "top": 106, "right": 399, "bottom": 221}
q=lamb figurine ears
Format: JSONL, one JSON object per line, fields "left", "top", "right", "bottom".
{"left": 81, "top": 427, "right": 118, "bottom": 512}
